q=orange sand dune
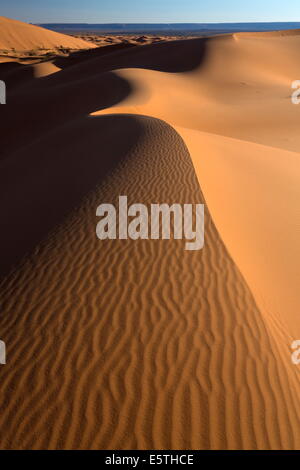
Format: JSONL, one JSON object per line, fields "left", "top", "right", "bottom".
{"left": 0, "top": 16, "right": 96, "bottom": 52}
{"left": 0, "top": 27, "right": 300, "bottom": 449}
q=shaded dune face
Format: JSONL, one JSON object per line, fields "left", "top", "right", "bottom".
{"left": 0, "top": 71, "right": 133, "bottom": 158}
{"left": 0, "top": 115, "right": 141, "bottom": 277}
{"left": 0, "top": 30, "right": 300, "bottom": 450}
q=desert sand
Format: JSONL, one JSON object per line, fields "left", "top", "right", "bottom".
{"left": 0, "top": 16, "right": 96, "bottom": 62}
{"left": 0, "top": 18, "right": 300, "bottom": 449}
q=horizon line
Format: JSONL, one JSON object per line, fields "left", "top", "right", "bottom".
{"left": 35, "top": 21, "right": 300, "bottom": 25}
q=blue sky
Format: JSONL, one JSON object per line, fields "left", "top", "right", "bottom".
{"left": 1, "top": 0, "right": 300, "bottom": 23}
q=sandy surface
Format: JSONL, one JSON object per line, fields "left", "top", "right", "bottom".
{"left": 0, "top": 16, "right": 96, "bottom": 62}
{"left": 0, "top": 19, "right": 300, "bottom": 449}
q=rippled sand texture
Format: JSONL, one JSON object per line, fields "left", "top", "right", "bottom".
{"left": 0, "top": 21, "right": 300, "bottom": 449}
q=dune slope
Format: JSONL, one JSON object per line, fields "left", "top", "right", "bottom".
{"left": 0, "top": 16, "right": 96, "bottom": 52}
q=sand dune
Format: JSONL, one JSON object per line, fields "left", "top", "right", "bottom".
{"left": 0, "top": 16, "right": 95, "bottom": 54}
{"left": 234, "top": 29, "right": 300, "bottom": 38}
{"left": 0, "top": 27, "right": 300, "bottom": 449}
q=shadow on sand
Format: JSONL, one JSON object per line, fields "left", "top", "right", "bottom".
{"left": 0, "top": 114, "right": 146, "bottom": 277}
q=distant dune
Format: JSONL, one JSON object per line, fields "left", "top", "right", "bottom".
{"left": 234, "top": 28, "right": 300, "bottom": 38}
{"left": 0, "top": 22, "right": 300, "bottom": 450}
{"left": 0, "top": 16, "right": 96, "bottom": 52}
